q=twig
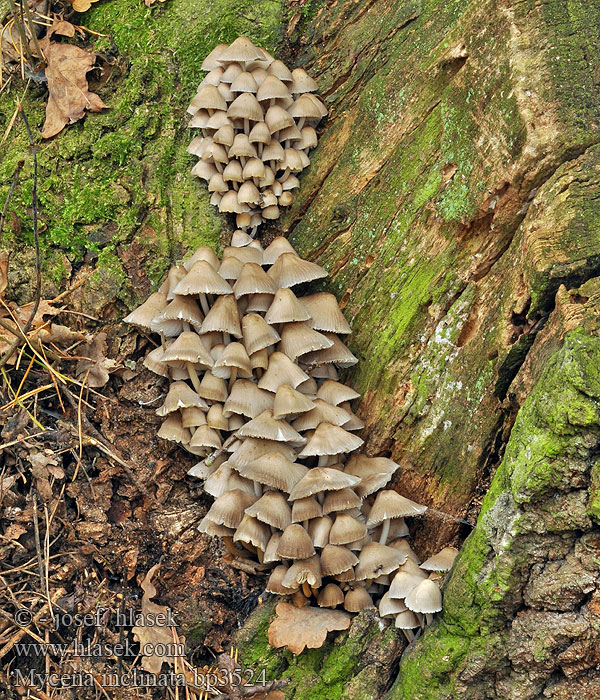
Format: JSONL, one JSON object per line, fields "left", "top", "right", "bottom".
{"left": 20, "top": 0, "right": 44, "bottom": 62}
{"left": 0, "top": 158, "right": 24, "bottom": 241}
{"left": 0, "top": 103, "right": 41, "bottom": 369}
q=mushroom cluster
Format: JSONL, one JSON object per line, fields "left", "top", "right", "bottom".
{"left": 125, "top": 236, "right": 458, "bottom": 638}
{"left": 187, "top": 37, "right": 327, "bottom": 237}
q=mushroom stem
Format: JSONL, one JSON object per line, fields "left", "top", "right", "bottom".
{"left": 302, "top": 519, "right": 309, "bottom": 530}
{"left": 244, "top": 117, "right": 249, "bottom": 135}
{"left": 301, "top": 582, "right": 312, "bottom": 598}
{"left": 256, "top": 548, "right": 264, "bottom": 564}
{"left": 402, "top": 629, "right": 415, "bottom": 643}
{"left": 186, "top": 362, "right": 202, "bottom": 394}
{"left": 228, "top": 367, "right": 238, "bottom": 390}
{"left": 379, "top": 519, "right": 391, "bottom": 545}
{"left": 316, "top": 492, "right": 325, "bottom": 505}
{"left": 199, "top": 293, "right": 210, "bottom": 316}
{"left": 253, "top": 480, "right": 262, "bottom": 497}
{"left": 317, "top": 456, "right": 329, "bottom": 467}
{"left": 425, "top": 613, "right": 433, "bottom": 626}
{"left": 223, "top": 332, "right": 230, "bottom": 344}
{"left": 223, "top": 536, "right": 242, "bottom": 557}
{"left": 297, "top": 117, "right": 306, "bottom": 130}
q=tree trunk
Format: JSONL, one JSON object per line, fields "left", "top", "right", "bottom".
{"left": 1, "top": 0, "right": 599, "bottom": 697}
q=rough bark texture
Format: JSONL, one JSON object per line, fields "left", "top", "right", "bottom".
{"left": 2, "top": 0, "right": 600, "bottom": 696}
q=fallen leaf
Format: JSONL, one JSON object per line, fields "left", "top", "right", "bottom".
{"left": 71, "top": 0, "right": 101, "bottom": 13}
{"left": 268, "top": 602, "right": 351, "bottom": 655}
{"left": 76, "top": 332, "right": 118, "bottom": 387}
{"left": 41, "top": 41, "right": 107, "bottom": 139}
{"left": 0, "top": 251, "right": 9, "bottom": 297}
{"left": 132, "top": 564, "right": 182, "bottom": 674}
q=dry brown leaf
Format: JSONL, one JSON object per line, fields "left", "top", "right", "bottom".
{"left": 37, "top": 323, "right": 88, "bottom": 345}
{"left": 41, "top": 40, "right": 107, "bottom": 139}
{"left": 14, "top": 299, "right": 60, "bottom": 328}
{"left": 0, "top": 251, "right": 9, "bottom": 297}
{"left": 71, "top": 0, "right": 101, "bottom": 13}
{"left": 76, "top": 332, "right": 118, "bottom": 387}
{"left": 268, "top": 602, "right": 351, "bottom": 655}
{"left": 132, "top": 564, "right": 182, "bottom": 674}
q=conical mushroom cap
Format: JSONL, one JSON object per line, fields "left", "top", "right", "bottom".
{"left": 205, "top": 489, "right": 256, "bottom": 529}
{"left": 272, "top": 384, "right": 315, "bottom": 419}
{"left": 223, "top": 245, "right": 263, "bottom": 266}
{"left": 354, "top": 542, "right": 406, "bottom": 580}
{"left": 156, "top": 381, "right": 208, "bottom": 416}
{"left": 266, "top": 564, "right": 295, "bottom": 594}
{"left": 200, "top": 295, "right": 242, "bottom": 338}
{"left": 236, "top": 410, "right": 306, "bottom": 445}
{"left": 298, "top": 423, "right": 364, "bottom": 457}
{"left": 267, "top": 253, "right": 328, "bottom": 288}
{"left": 203, "top": 464, "right": 254, "bottom": 497}
{"left": 322, "top": 487, "right": 362, "bottom": 515}
{"left": 245, "top": 491, "right": 292, "bottom": 530}
{"left": 231, "top": 230, "right": 254, "bottom": 247}
{"left": 264, "top": 288, "right": 311, "bottom": 324}
{"left": 344, "top": 586, "right": 375, "bottom": 613}
{"left": 233, "top": 262, "right": 277, "bottom": 299}
{"left": 237, "top": 452, "right": 308, "bottom": 493}
{"left": 262, "top": 139, "right": 285, "bottom": 163}
{"left": 316, "top": 380, "right": 360, "bottom": 405}
{"left": 181, "top": 406, "right": 208, "bottom": 429}
{"left": 197, "top": 372, "right": 228, "bottom": 402}
{"left": 264, "top": 532, "right": 282, "bottom": 563}
{"left": 223, "top": 159, "right": 244, "bottom": 183}
{"left": 190, "top": 424, "right": 222, "bottom": 449}
{"left": 233, "top": 513, "right": 271, "bottom": 551}
{"left": 258, "top": 351, "right": 310, "bottom": 392}
{"left": 282, "top": 555, "right": 322, "bottom": 588}
{"left": 345, "top": 455, "right": 400, "bottom": 497}
{"left": 267, "top": 59, "right": 293, "bottom": 82}
{"left": 276, "top": 524, "right": 315, "bottom": 560}
{"left": 366, "top": 490, "right": 427, "bottom": 527}
{"left": 207, "top": 404, "right": 228, "bottom": 430}
{"left": 420, "top": 546, "right": 459, "bottom": 572}
{"left": 217, "top": 37, "right": 264, "bottom": 64}
{"left": 329, "top": 514, "right": 367, "bottom": 546}
{"left": 378, "top": 592, "right": 408, "bottom": 618}
{"left": 124, "top": 292, "right": 167, "bottom": 330}
{"left": 157, "top": 413, "right": 190, "bottom": 444}
{"left": 320, "top": 545, "right": 359, "bottom": 576}
{"left": 288, "top": 94, "right": 323, "bottom": 120}
{"left": 257, "top": 74, "right": 292, "bottom": 102}
{"left": 212, "top": 342, "right": 252, "bottom": 379}
{"left": 389, "top": 540, "right": 422, "bottom": 566}
{"left": 318, "top": 583, "right": 344, "bottom": 608}
{"left": 404, "top": 579, "right": 443, "bottom": 614}
{"left": 190, "top": 84, "right": 227, "bottom": 111}
{"left": 230, "top": 70, "right": 258, "bottom": 93}
{"left": 223, "top": 379, "right": 274, "bottom": 418}
{"left": 291, "top": 496, "right": 322, "bottom": 522}
{"left": 173, "top": 260, "right": 233, "bottom": 296}
{"left": 184, "top": 245, "right": 220, "bottom": 271}
{"left": 143, "top": 345, "right": 170, "bottom": 377}
{"left": 152, "top": 296, "right": 204, "bottom": 335}
{"left": 394, "top": 610, "right": 421, "bottom": 630}
{"left": 301, "top": 293, "right": 351, "bottom": 334}
{"left": 241, "top": 313, "right": 281, "bottom": 355}
{"left": 302, "top": 333, "right": 358, "bottom": 368}
{"left": 278, "top": 322, "right": 333, "bottom": 361}
{"left": 201, "top": 43, "right": 227, "bottom": 71}
{"left": 213, "top": 124, "right": 235, "bottom": 146}
{"left": 308, "top": 515, "right": 333, "bottom": 549}
{"left": 265, "top": 104, "right": 294, "bottom": 133}
{"left": 248, "top": 121, "right": 271, "bottom": 144}
{"left": 161, "top": 331, "right": 214, "bottom": 367}
{"left": 292, "top": 400, "right": 351, "bottom": 431}
{"left": 289, "top": 467, "right": 361, "bottom": 501}
{"left": 228, "top": 92, "right": 263, "bottom": 122}
{"left": 389, "top": 571, "right": 423, "bottom": 599}
{"left": 227, "top": 437, "right": 296, "bottom": 468}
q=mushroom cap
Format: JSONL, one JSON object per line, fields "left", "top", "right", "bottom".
{"left": 230, "top": 70, "right": 258, "bottom": 93}
{"left": 223, "top": 160, "right": 244, "bottom": 182}
{"left": 143, "top": 345, "right": 170, "bottom": 377}
{"left": 299, "top": 125, "right": 318, "bottom": 150}
{"left": 298, "top": 423, "right": 364, "bottom": 457}
{"left": 201, "top": 43, "right": 227, "bottom": 71}
{"left": 276, "top": 524, "right": 315, "bottom": 560}
{"left": 318, "top": 583, "right": 344, "bottom": 608}
{"left": 198, "top": 514, "right": 233, "bottom": 538}
{"left": 389, "top": 571, "right": 424, "bottom": 599}
{"left": 173, "top": 260, "right": 233, "bottom": 297}
{"left": 262, "top": 139, "right": 285, "bottom": 162}
{"left": 242, "top": 158, "right": 266, "bottom": 180}
{"left": 272, "top": 384, "right": 315, "bottom": 419}
{"left": 245, "top": 293, "right": 274, "bottom": 313}
{"left": 208, "top": 173, "right": 229, "bottom": 193}
{"left": 267, "top": 253, "right": 328, "bottom": 288}
{"left": 181, "top": 405, "right": 209, "bottom": 429}
{"left": 320, "top": 544, "right": 359, "bottom": 576}
{"left": 156, "top": 381, "right": 208, "bottom": 416}
{"left": 340, "top": 403, "right": 365, "bottom": 431}
{"left": 267, "top": 59, "right": 293, "bottom": 82}
{"left": 344, "top": 586, "right": 375, "bottom": 613}
{"left": 278, "top": 322, "right": 334, "bottom": 361}
{"left": 191, "top": 160, "right": 218, "bottom": 181}
{"left": 218, "top": 255, "right": 245, "bottom": 282}
{"left": 242, "top": 313, "right": 281, "bottom": 355}
{"left": 223, "top": 379, "right": 274, "bottom": 418}
{"left": 279, "top": 191, "right": 294, "bottom": 207}
{"left": 229, "top": 133, "right": 258, "bottom": 158}
{"left": 152, "top": 296, "right": 204, "bottom": 335}
{"left": 238, "top": 181, "right": 261, "bottom": 206}
{"left": 206, "top": 403, "right": 228, "bottom": 430}
{"left": 223, "top": 245, "right": 263, "bottom": 266}
{"left": 264, "top": 287, "right": 310, "bottom": 325}
{"left": 237, "top": 451, "right": 308, "bottom": 493}
{"left": 245, "top": 491, "right": 292, "bottom": 530}
{"left": 394, "top": 610, "right": 421, "bottom": 630}
{"left": 248, "top": 121, "right": 271, "bottom": 144}
{"left": 322, "top": 487, "right": 362, "bottom": 516}
{"left": 236, "top": 409, "right": 306, "bottom": 445}
{"left": 290, "top": 67, "right": 318, "bottom": 94}
{"left": 190, "top": 84, "right": 228, "bottom": 112}
{"left": 157, "top": 413, "right": 190, "bottom": 444}
{"left": 308, "top": 515, "right": 333, "bottom": 549}
{"left": 212, "top": 342, "right": 252, "bottom": 379}
{"left": 302, "top": 333, "right": 358, "bottom": 368}
{"left": 217, "top": 37, "right": 264, "bottom": 64}
{"left": 233, "top": 513, "right": 271, "bottom": 551}
{"left": 264, "top": 532, "right": 282, "bottom": 563}
{"left": 378, "top": 592, "right": 408, "bottom": 618}
{"left": 227, "top": 92, "right": 263, "bottom": 122}
{"left": 420, "top": 546, "right": 459, "bottom": 572}
{"left": 366, "top": 490, "right": 427, "bottom": 527}
{"left": 316, "top": 380, "right": 360, "bottom": 405}
{"left": 233, "top": 262, "right": 277, "bottom": 299}
{"left": 404, "top": 579, "right": 443, "bottom": 614}
{"left": 220, "top": 62, "right": 243, "bottom": 83}
{"left": 291, "top": 496, "right": 323, "bottom": 522}
{"left": 266, "top": 564, "right": 295, "bottom": 594}
{"left": 160, "top": 331, "right": 214, "bottom": 367}
{"left": 205, "top": 489, "right": 256, "bottom": 529}
{"left": 213, "top": 124, "right": 235, "bottom": 146}
{"left": 190, "top": 424, "right": 222, "bottom": 450}
{"left": 329, "top": 513, "right": 367, "bottom": 546}
{"left": 261, "top": 205, "right": 280, "bottom": 221}
{"left": 389, "top": 540, "right": 422, "bottom": 566}
{"left": 227, "top": 437, "right": 296, "bottom": 468}
{"left": 197, "top": 372, "right": 228, "bottom": 403}
{"left": 301, "top": 293, "right": 351, "bottom": 334}
{"left": 200, "top": 295, "right": 242, "bottom": 338}
{"left": 354, "top": 542, "right": 406, "bottom": 580}
{"left": 282, "top": 555, "right": 322, "bottom": 588}
{"left": 257, "top": 75, "right": 292, "bottom": 102}
{"left": 292, "top": 400, "right": 351, "bottom": 431}
{"left": 123, "top": 291, "right": 167, "bottom": 330}
{"left": 265, "top": 104, "right": 294, "bottom": 133}
{"left": 231, "top": 230, "right": 254, "bottom": 247}
{"left": 289, "top": 467, "right": 361, "bottom": 501}
{"left": 258, "top": 351, "right": 310, "bottom": 392}
{"left": 288, "top": 94, "right": 323, "bottom": 120}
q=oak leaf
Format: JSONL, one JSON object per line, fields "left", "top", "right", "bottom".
{"left": 268, "top": 602, "right": 351, "bottom": 655}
